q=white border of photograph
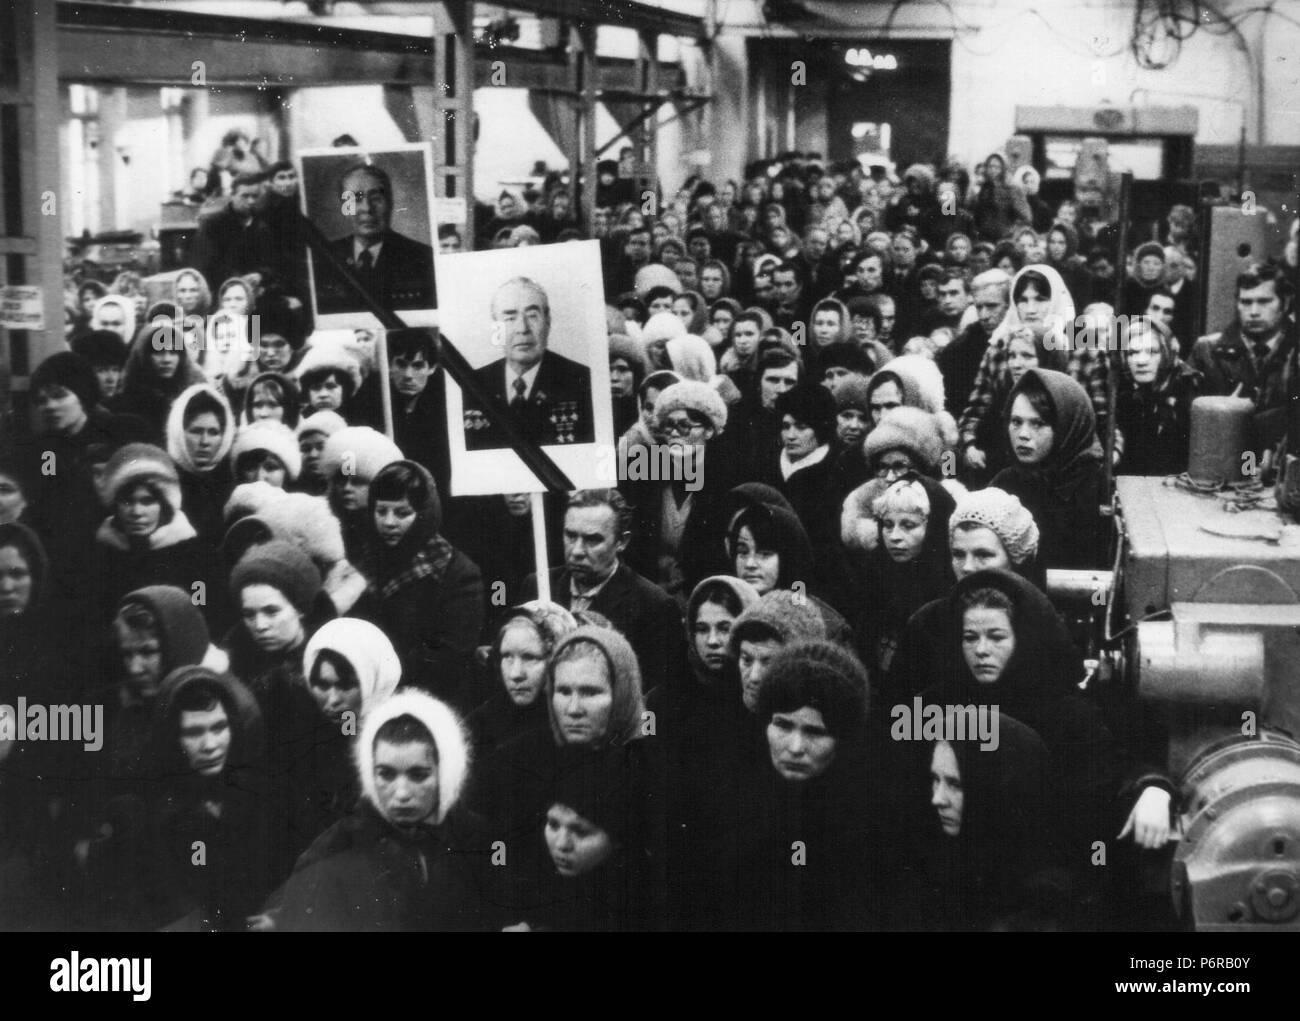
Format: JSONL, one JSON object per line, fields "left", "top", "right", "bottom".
{"left": 440, "top": 241, "right": 613, "bottom": 495}
{"left": 298, "top": 142, "right": 439, "bottom": 331}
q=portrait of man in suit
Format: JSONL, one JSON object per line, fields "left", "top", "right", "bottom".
{"left": 313, "top": 161, "right": 437, "bottom": 315}
{"left": 463, "top": 276, "right": 595, "bottom": 451}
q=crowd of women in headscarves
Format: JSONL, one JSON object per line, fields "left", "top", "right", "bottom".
{"left": 0, "top": 147, "right": 1239, "bottom": 931}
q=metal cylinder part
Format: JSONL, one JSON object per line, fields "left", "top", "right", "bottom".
{"left": 1173, "top": 733, "right": 1300, "bottom": 930}
{"left": 1137, "top": 620, "right": 1264, "bottom": 703}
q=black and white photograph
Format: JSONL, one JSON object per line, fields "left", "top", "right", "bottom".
{"left": 439, "top": 242, "right": 614, "bottom": 494}
{"left": 2, "top": 0, "right": 1300, "bottom": 979}
{"left": 300, "top": 143, "right": 439, "bottom": 328}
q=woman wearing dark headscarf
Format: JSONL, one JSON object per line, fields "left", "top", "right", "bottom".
{"left": 1114, "top": 315, "right": 1200, "bottom": 477}
{"left": 140, "top": 666, "right": 269, "bottom": 930}
{"left": 650, "top": 574, "right": 759, "bottom": 929}
{"left": 725, "top": 481, "right": 852, "bottom": 634}
{"left": 991, "top": 367, "right": 1107, "bottom": 570}
{"left": 917, "top": 569, "right": 1175, "bottom": 925}
{"left": 359, "top": 460, "right": 484, "bottom": 710}
{"left": 902, "top": 712, "right": 1070, "bottom": 931}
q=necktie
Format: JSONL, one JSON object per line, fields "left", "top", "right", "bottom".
{"left": 1253, "top": 340, "right": 1270, "bottom": 366}
{"left": 357, "top": 248, "right": 374, "bottom": 271}
{"left": 511, "top": 377, "right": 527, "bottom": 410}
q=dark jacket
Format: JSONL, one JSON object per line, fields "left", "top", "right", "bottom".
{"left": 462, "top": 349, "right": 595, "bottom": 451}
{"left": 193, "top": 206, "right": 273, "bottom": 292}
{"left": 1187, "top": 321, "right": 1298, "bottom": 460}
{"left": 314, "top": 229, "right": 437, "bottom": 315}
{"left": 1115, "top": 345, "right": 1201, "bottom": 477}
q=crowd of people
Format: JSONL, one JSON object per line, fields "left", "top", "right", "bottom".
{"left": 2, "top": 140, "right": 1297, "bottom": 931}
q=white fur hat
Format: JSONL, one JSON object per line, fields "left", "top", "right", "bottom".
{"left": 296, "top": 409, "right": 348, "bottom": 441}
{"left": 320, "top": 426, "right": 403, "bottom": 484}
{"left": 356, "top": 689, "right": 470, "bottom": 826}
{"left": 231, "top": 420, "right": 302, "bottom": 482}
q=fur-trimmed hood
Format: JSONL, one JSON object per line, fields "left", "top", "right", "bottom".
{"left": 356, "top": 688, "right": 470, "bottom": 826}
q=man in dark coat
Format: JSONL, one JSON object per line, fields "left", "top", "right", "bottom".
{"left": 1187, "top": 263, "right": 1296, "bottom": 468}
{"left": 193, "top": 174, "right": 272, "bottom": 293}
{"left": 463, "top": 276, "right": 594, "bottom": 450}
{"left": 937, "top": 268, "right": 1010, "bottom": 416}
{"left": 313, "top": 162, "right": 437, "bottom": 315}
{"left": 519, "top": 489, "right": 683, "bottom": 697}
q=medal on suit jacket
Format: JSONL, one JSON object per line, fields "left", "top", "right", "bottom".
{"left": 548, "top": 399, "right": 582, "bottom": 444}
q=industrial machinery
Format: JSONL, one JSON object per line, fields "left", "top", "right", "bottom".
{"left": 1110, "top": 474, "right": 1300, "bottom": 930}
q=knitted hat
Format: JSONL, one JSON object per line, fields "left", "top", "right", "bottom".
{"left": 72, "top": 329, "right": 130, "bottom": 368}
{"left": 775, "top": 381, "right": 837, "bottom": 444}
{"left": 30, "top": 352, "right": 99, "bottom": 412}
{"left": 834, "top": 376, "right": 872, "bottom": 415}
{"left": 755, "top": 639, "right": 870, "bottom": 737}
{"left": 100, "top": 443, "right": 182, "bottom": 512}
{"left": 496, "top": 601, "right": 580, "bottom": 656}
{"left": 296, "top": 409, "right": 348, "bottom": 442}
{"left": 863, "top": 406, "right": 945, "bottom": 475}
{"left": 1133, "top": 241, "right": 1166, "bottom": 264}
{"left": 232, "top": 420, "right": 302, "bottom": 482}
{"left": 729, "top": 589, "right": 827, "bottom": 656}
{"left": 319, "top": 426, "right": 403, "bottom": 483}
{"left": 303, "top": 617, "right": 402, "bottom": 710}
{"left": 548, "top": 626, "right": 646, "bottom": 748}
{"left": 654, "top": 379, "right": 728, "bottom": 435}
{"left": 229, "top": 539, "right": 322, "bottom": 614}
{"left": 550, "top": 744, "right": 637, "bottom": 845}
{"left": 948, "top": 486, "right": 1040, "bottom": 565}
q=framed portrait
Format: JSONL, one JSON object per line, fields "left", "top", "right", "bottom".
{"left": 439, "top": 241, "right": 614, "bottom": 495}
{"left": 298, "top": 143, "right": 439, "bottom": 330}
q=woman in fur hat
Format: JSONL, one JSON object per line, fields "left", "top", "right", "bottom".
{"left": 1113, "top": 315, "right": 1200, "bottom": 477}
{"left": 273, "top": 689, "right": 497, "bottom": 931}
{"left": 295, "top": 343, "right": 363, "bottom": 422}
{"left": 230, "top": 420, "right": 301, "bottom": 490}
{"left": 842, "top": 474, "right": 956, "bottom": 681}
{"left": 293, "top": 409, "right": 346, "bottom": 497}
{"left": 91, "top": 443, "right": 226, "bottom": 630}
{"left": 319, "top": 425, "right": 402, "bottom": 562}
{"left": 620, "top": 379, "right": 738, "bottom": 600}
{"left": 167, "top": 382, "right": 237, "bottom": 549}
{"left": 140, "top": 666, "right": 270, "bottom": 931}
{"left": 468, "top": 602, "right": 579, "bottom": 759}
{"left": 990, "top": 368, "right": 1107, "bottom": 570}
{"left": 360, "top": 460, "right": 484, "bottom": 710}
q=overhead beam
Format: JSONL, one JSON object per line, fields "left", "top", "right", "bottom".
{"left": 495, "top": 0, "right": 707, "bottom": 40}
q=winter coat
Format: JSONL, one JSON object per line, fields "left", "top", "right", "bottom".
{"left": 991, "top": 368, "right": 1107, "bottom": 570}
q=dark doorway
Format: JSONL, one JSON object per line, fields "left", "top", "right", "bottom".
{"left": 825, "top": 39, "right": 951, "bottom": 170}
